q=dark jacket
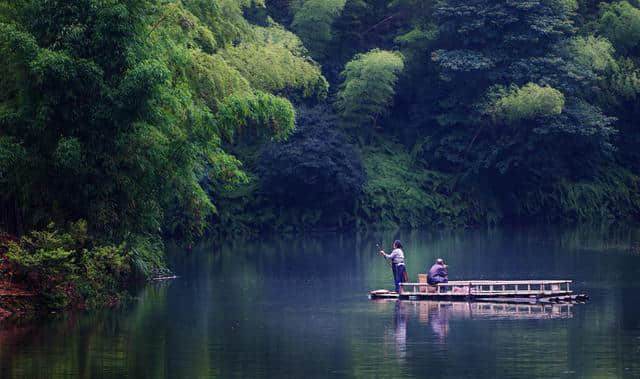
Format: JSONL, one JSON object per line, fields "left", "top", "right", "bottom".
{"left": 427, "top": 263, "right": 448, "bottom": 284}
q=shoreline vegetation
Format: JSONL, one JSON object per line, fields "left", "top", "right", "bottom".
{"left": 2, "top": 0, "right": 640, "bottom": 319}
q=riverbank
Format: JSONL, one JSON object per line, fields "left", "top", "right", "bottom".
{"left": 0, "top": 241, "right": 38, "bottom": 320}
{"left": 0, "top": 287, "right": 37, "bottom": 321}
{"left": 0, "top": 226, "right": 134, "bottom": 321}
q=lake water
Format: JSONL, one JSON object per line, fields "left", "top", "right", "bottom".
{"left": 1, "top": 226, "right": 640, "bottom": 378}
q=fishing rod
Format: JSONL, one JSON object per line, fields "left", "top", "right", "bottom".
{"left": 377, "top": 242, "right": 394, "bottom": 265}
{"left": 377, "top": 242, "right": 395, "bottom": 285}
{"left": 376, "top": 242, "right": 386, "bottom": 261}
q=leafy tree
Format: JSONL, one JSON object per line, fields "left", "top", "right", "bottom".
{"left": 0, "top": 0, "right": 316, "bottom": 281}
{"left": 291, "top": 0, "right": 347, "bottom": 59}
{"left": 0, "top": 0, "right": 164, "bottom": 239}
{"left": 335, "top": 49, "right": 404, "bottom": 128}
{"left": 597, "top": 1, "right": 640, "bottom": 55}
{"left": 219, "top": 25, "right": 328, "bottom": 101}
{"left": 569, "top": 36, "right": 618, "bottom": 73}
{"left": 421, "top": 0, "right": 616, "bottom": 178}
{"left": 259, "top": 105, "right": 366, "bottom": 204}
{"left": 216, "top": 91, "right": 296, "bottom": 143}
{"left": 490, "top": 83, "right": 565, "bottom": 124}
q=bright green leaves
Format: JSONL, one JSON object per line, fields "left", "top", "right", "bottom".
{"left": 291, "top": 0, "right": 346, "bottom": 58}
{"left": 220, "top": 26, "right": 328, "bottom": 101}
{"left": 1, "top": 0, "right": 314, "bottom": 257}
{"left": 609, "top": 58, "right": 640, "bottom": 100}
{"left": 185, "top": 51, "right": 251, "bottom": 109}
{"left": 180, "top": 0, "right": 253, "bottom": 50}
{"left": 489, "top": 83, "right": 565, "bottom": 124}
{"left": 216, "top": 92, "right": 296, "bottom": 142}
{"left": 568, "top": 36, "right": 617, "bottom": 73}
{"left": 149, "top": 2, "right": 219, "bottom": 53}
{"left": 137, "top": 1, "right": 325, "bottom": 242}
{"left": 597, "top": 1, "right": 640, "bottom": 54}
{"left": 567, "top": 35, "right": 640, "bottom": 104}
{"left": 360, "top": 139, "right": 471, "bottom": 229}
{"left": 336, "top": 49, "right": 404, "bottom": 128}
{"left": 0, "top": 22, "right": 40, "bottom": 129}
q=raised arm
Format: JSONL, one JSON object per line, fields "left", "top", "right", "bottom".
{"left": 380, "top": 250, "right": 397, "bottom": 260}
{"left": 380, "top": 249, "right": 389, "bottom": 259}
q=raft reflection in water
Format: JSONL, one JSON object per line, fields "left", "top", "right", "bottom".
{"left": 417, "top": 301, "right": 574, "bottom": 322}
{"left": 377, "top": 299, "right": 574, "bottom": 349}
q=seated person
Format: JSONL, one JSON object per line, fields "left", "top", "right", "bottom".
{"left": 427, "top": 258, "right": 448, "bottom": 285}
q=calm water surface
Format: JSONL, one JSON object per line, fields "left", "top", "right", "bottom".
{"left": 1, "top": 226, "right": 640, "bottom": 378}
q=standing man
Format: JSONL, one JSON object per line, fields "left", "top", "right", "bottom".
{"left": 380, "top": 240, "right": 407, "bottom": 293}
{"left": 427, "top": 258, "right": 448, "bottom": 285}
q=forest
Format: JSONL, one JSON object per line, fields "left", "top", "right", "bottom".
{"left": 1, "top": 0, "right": 640, "bottom": 311}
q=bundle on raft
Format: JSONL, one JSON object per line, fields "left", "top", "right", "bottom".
{"left": 369, "top": 279, "right": 588, "bottom": 304}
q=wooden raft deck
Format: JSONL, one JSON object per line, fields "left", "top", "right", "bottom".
{"left": 370, "top": 280, "right": 588, "bottom": 303}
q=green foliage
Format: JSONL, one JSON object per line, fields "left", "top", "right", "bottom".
{"left": 184, "top": 51, "right": 252, "bottom": 109}
{"left": 211, "top": 105, "right": 367, "bottom": 234}
{"left": 291, "top": 0, "right": 346, "bottom": 58}
{"left": 506, "top": 169, "right": 640, "bottom": 222}
{"left": 180, "top": 0, "right": 255, "bottom": 50}
{"left": 220, "top": 25, "right": 328, "bottom": 100}
{"left": 549, "top": 0, "right": 579, "bottom": 13}
{"left": 259, "top": 105, "right": 366, "bottom": 204}
{"left": 0, "top": 0, "right": 329, "bottom": 303}
{"left": 53, "top": 137, "right": 85, "bottom": 174}
{"left": 216, "top": 92, "right": 296, "bottom": 142}
{"left": 336, "top": 49, "right": 404, "bottom": 128}
{"left": 394, "top": 24, "right": 439, "bottom": 62}
{"left": 569, "top": 36, "right": 617, "bottom": 73}
{"left": 609, "top": 58, "right": 640, "bottom": 100}
{"left": 3, "top": 221, "right": 131, "bottom": 309}
{"left": 597, "top": 1, "right": 640, "bottom": 54}
{"left": 0, "top": 137, "right": 25, "bottom": 182}
{"left": 490, "top": 83, "right": 565, "bottom": 124}
{"left": 358, "top": 139, "right": 494, "bottom": 228}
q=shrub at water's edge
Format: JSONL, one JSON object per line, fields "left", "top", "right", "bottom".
{"left": 0, "top": 221, "right": 133, "bottom": 315}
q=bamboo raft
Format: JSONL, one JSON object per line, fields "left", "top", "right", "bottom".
{"left": 369, "top": 279, "right": 588, "bottom": 304}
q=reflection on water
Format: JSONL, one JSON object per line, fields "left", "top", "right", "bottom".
{"left": 1, "top": 225, "right": 640, "bottom": 378}
{"left": 390, "top": 301, "right": 407, "bottom": 359}
{"left": 382, "top": 299, "right": 575, "bottom": 359}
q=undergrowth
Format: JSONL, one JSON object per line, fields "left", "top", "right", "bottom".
{"left": 1, "top": 221, "right": 134, "bottom": 310}
{"left": 357, "top": 139, "right": 499, "bottom": 229}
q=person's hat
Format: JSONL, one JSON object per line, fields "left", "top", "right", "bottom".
{"left": 436, "top": 258, "right": 444, "bottom": 264}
